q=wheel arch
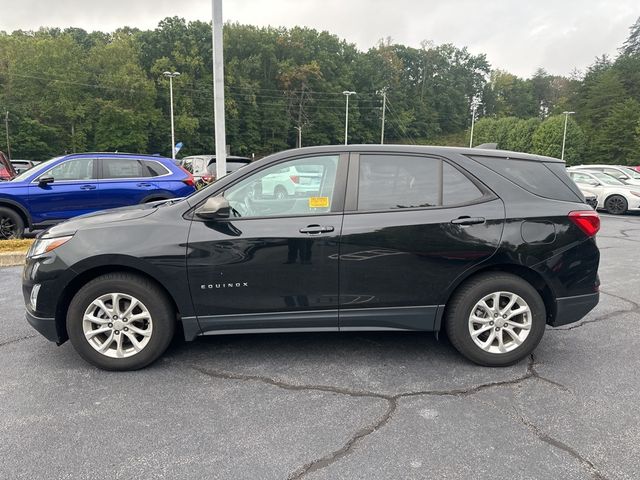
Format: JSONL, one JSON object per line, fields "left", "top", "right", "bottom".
{"left": 55, "top": 264, "right": 184, "bottom": 343}
{"left": 0, "top": 198, "right": 32, "bottom": 228}
{"left": 441, "top": 263, "right": 556, "bottom": 327}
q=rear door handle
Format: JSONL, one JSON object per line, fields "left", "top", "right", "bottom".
{"left": 299, "top": 225, "right": 335, "bottom": 234}
{"left": 451, "top": 216, "right": 485, "bottom": 226}
{"left": 80, "top": 184, "right": 96, "bottom": 190}
{"left": 137, "top": 182, "right": 153, "bottom": 188}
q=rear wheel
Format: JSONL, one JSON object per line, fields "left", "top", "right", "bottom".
{"left": 67, "top": 272, "right": 175, "bottom": 371}
{"left": 274, "top": 186, "right": 288, "bottom": 200}
{"left": 604, "top": 195, "right": 627, "bottom": 215}
{"left": 445, "top": 273, "right": 546, "bottom": 366}
{"left": 0, "top": 207, "right": 25, "bottom": 239}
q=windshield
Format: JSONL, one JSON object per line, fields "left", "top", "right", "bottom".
{"left": 11, "top": 156, "right": 61, "bottom": 182}
{"left": 591, "top": 172, "right": 625, "bottom": 185}
{"left": 619, "top": 167, "right": 640, "bottom": 179}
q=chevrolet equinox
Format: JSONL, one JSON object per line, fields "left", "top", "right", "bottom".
{"left": 23, "top": 145, "right": 600, "bottom": 370}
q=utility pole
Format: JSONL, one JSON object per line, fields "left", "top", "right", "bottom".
{"left": 380, "top": 89, "right": 387, "bottom": 144}
{"left": 561, "top": 111, "right": 575, "bottom": 161}
{"left": 163, "top": 71, "right": 180, "bottom": 160}
{"left": 342, "top": 90, "right": 356, "bottom": 145}
{"left": 4, "top": 111, "right": 10, "bottom": 160}
{"left": 294, "top": 126, "right": 302, "bottom": 148}
{"left": 212, "top": 0, "right": 227, "bottom": 179}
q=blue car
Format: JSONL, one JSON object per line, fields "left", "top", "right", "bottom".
{"left": 0, "top": 153, "right": 195, "bottom": 238}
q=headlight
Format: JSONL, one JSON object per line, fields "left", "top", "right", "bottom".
{"left": 28, "top": 235, "right": 74, "bottom": 258}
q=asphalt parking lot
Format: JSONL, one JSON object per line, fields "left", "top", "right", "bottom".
{"left": 0, "top": 214, "right": 638, "bottom": 480}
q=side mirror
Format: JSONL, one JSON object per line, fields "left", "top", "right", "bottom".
{"left": 38, "top": 176, "right": 54, "bottom": 186}
{"left": 195, "top": 196, "right": 230, "bottom": 220}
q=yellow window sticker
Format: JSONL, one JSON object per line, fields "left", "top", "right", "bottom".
{"left": 309, "top": 196, "right": 330, "bottom": 208}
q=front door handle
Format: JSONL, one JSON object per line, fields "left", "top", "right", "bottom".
{"left": 299, "top": 225, "right": 335, "bottom": 235}
{"left": 137, "top": 183, "right": 153, "bottom": 188}
{"left": 451, "top": 216, "right": 485, "bottom": 226}
{"left": 80, "top": 184, "right": 96, "bottom": 190}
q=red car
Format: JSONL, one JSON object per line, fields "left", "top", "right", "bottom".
{"left": 0, "top": 151, "right": 16, "bottom": 180}
{"left": 632, "top": 166, "right": 640, "bottom": 174}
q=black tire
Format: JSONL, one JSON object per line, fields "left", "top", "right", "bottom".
{"left": 604, "top": 195, "right": 627, "bottom": 215}
{"left": 274, "top": 186, "right": 288, "bottom": 200}
{"left": 444, "top": 273, "right": 546, "bottom": 367}
{"left": 66, "top": 272, "right": 176, "bottom": 371}
{"left": 0, "top": 206, "right": 25, "bottom": 239}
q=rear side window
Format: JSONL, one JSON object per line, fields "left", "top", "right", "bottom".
{"left": 358, "top": 155, "right": 484, "bottom": 211}
{"left": 470, "top": 156, "right": 582, "bottom": 202}
{"left": 102, "top": 159, "right": 145, "bottom": 179}
{"left": 143, "top": 160, "right": 170, "bottom": 177}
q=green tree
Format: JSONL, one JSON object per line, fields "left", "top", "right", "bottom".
{"left": 532, "top": 115, "right": 585, "bottom": 163}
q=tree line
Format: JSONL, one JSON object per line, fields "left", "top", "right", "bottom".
{"left": 0, "top": 16, "right": 639, "bottom": 164}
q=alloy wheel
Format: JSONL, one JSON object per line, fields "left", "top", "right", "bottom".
{"left": 0, "top": 215, "right": 17, "bottom": 239}
{"left": 82, "top": 293, "right": 153, "bottom": 358}
{"left": 468, "top": 291, "right": 532, "bottom": 354}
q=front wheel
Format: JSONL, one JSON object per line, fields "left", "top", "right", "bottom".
{"left": 67, "top": 272, "right": 175, "bottom": 370}
{"left": 0, "top": 207, "right": 25, "bottom": 239}
{"left": 444, "top": 273, "right": 546, "bottom": 366}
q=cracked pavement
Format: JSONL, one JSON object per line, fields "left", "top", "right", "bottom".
{"left": 0, "top": 214, "right": 638, "bottom": 479}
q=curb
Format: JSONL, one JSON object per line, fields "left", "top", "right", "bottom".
{"left": 0, "top": 252, "right": 26, "bottom": 267}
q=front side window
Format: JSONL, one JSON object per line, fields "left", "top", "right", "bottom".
{"left": 102, "top": 159, "right": 146, "bottom": 179}
{"left": 44, "top": 158, "right": 95, "bottom": 181}
{"left": 224, "top": 155, "right": 339, "bottom": 218}
{"left": 357, "top": 155, "right": 483, "bottom": 211}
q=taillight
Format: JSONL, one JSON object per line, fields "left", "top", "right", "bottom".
{"left": 202, "top": 173, "right": 215, "bottom": 183}
{"left": 290, "top": 175, "right": 299, "bottom": 184}
{"left": 179, "top": 166, "right": 195, "bottom": 187}
{"left": 569, "top": 210, "right": 600, "bottom": 237}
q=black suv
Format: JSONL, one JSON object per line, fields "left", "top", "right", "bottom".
{"left": 23, "top": 146, "right": 600, "bottom": 370}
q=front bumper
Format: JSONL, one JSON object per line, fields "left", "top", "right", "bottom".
{"left": 25, "top": 310, "right": 62, "bottom": 343}
{"left": 550, "top": 292, "right": 600, "bottom": 327}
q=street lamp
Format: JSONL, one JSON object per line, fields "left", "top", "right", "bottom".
{"left": 342, "top": 90, "right": 356, "bottom": 145}
{"left": 163, "top": 71, "right": 181, "bottom": 160}
{"left": 561, "top": 111, "right": 575, "bottom": 161}
{"left": 469, "top": 100, "right": 481, "bottom": 148}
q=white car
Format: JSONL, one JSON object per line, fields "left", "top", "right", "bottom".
{"left": 260, "top": 165, "right": 323, "bottom": 199}
{"left": 567, "top": 169, "right": 640, "bottom": 215}
{"left": 571, "top": 164, "right": 640, "bottom": 186}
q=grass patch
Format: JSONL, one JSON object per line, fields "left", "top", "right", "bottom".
{"left": 0, "top": 239, "right": 33, "bottom": 253}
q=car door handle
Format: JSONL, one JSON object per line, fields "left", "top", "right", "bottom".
{"left": 80, "top": 184, "right": 96, "bottom": 190}
{"left": 299, "top": 225, "right": 335, "bottom": 234}
{"left": 137, "top": 182, "right": 153, "bottom": 188}
{"left": 451, "top": 216, "right": 485, "bottom": 226}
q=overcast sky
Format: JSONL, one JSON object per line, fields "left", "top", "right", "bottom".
{"left": 0, "top": 0, "right": 637, "bottom": 77}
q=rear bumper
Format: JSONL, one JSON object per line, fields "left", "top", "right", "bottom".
{"left": 550, "top": 292, "right": 599, "bottom": 327}
{"left": 25, "top": 310, "right": 62, "bottom": 343}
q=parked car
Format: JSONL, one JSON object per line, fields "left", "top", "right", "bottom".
{"left": 567, "top": 168, "right": 640, "bottom": 214}
{"left": 11, "top": 159, "right": 38, "bottom": 175}
{"left": 571, "top": 164, "right": 640, "bottom": 186}
{"left": 583, "top": 193, "right": 598, "bottom": 209}
{"left": 23, "top": 145, "right": 600, "bottom": 371}
{"left": 0, "top": 151, "right": 16, "bottom": 181}
{"left": 181, "top": 155, "right": 251, "bottom": 186}
{"left": 0, "top": 152, "right": 195, "bottom": 238}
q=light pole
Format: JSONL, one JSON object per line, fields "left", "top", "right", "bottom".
{"left": 469, "top": 100, "right": 480, "bottom": 148}
{"left": 342, "top": 90, "right": 356, "bottom": 145}
{"left": 294, "top": 126, "right": 302, "bottom": 148}
{"left": 561, "top": 111, "right": 575, "bottom": 161}
{"left": 380, "top": 89, "right": 387, "bottom": 144}
{"left": 163, "top": 71, "right": 180, "bottom": 160}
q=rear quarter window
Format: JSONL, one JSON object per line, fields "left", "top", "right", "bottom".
{"left": 469, "top": 156, "right": 582, "bottom": 202}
